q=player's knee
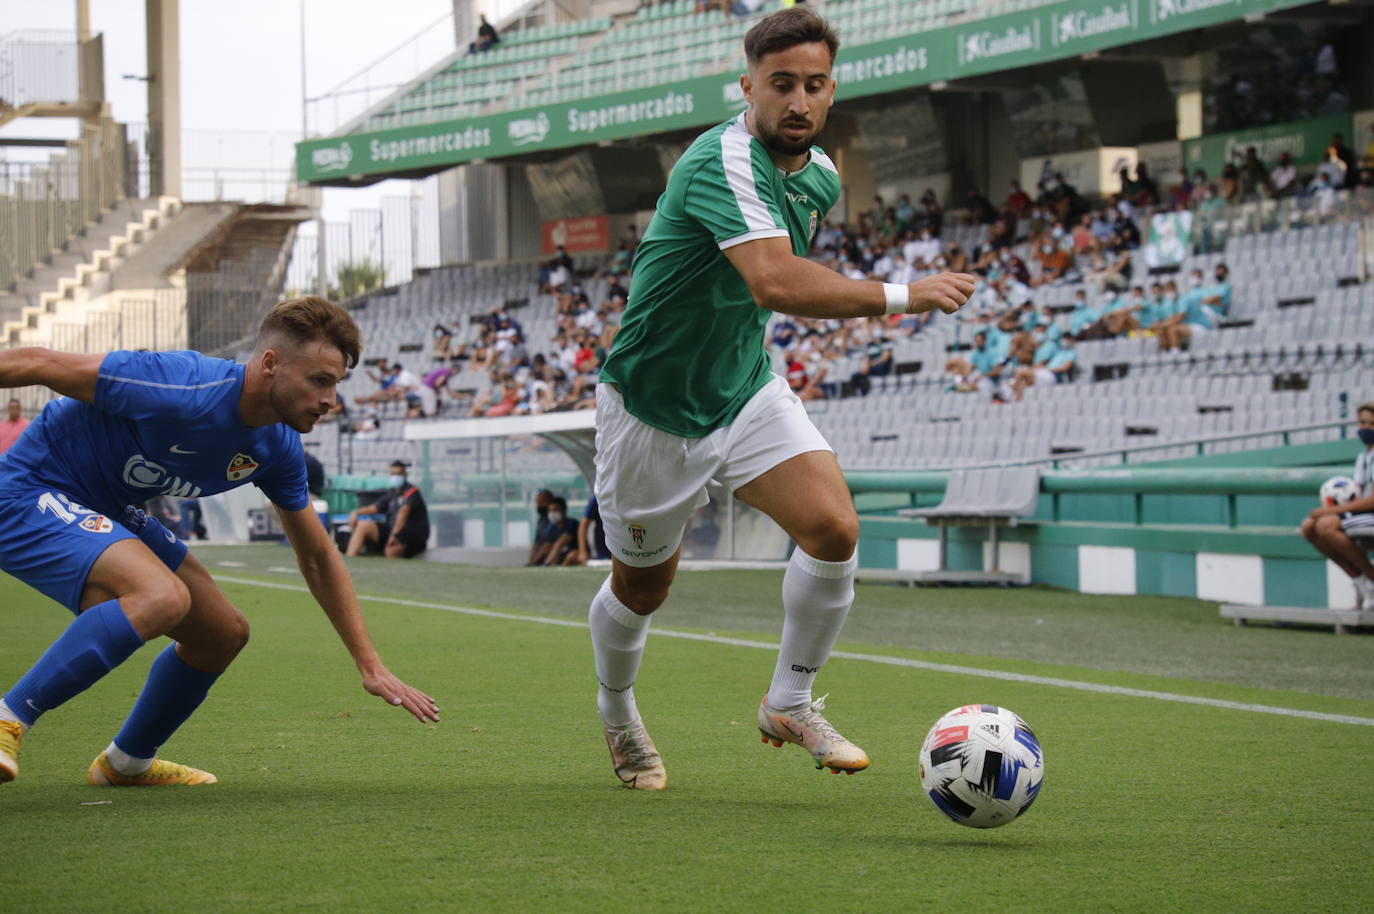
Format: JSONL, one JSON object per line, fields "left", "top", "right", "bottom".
{"left": 222, "top": 610, "right": 251, "bottom": 657}
{"left": 795, "top": 511, "right": 859, "bottom": 562}
{"left": 1316, "top": 514, "right": 1344, "bottom": 536}
{"left": 617, "top": 583, "right": 668, "bottom": 614}
{"left": 128, "top": 574, "right": 192, "bottom": 634}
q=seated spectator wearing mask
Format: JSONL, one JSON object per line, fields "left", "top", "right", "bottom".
{"left": 1301, "top": 402, "right": 1374, "bottom": 608}
{"left": 1067, "top": 290, "right": 1102, "bottom": 339}
{"left": 345, "top": 461, "right": 430, "bottom": 559}
{"left": 1008, "top": 331, "right": 1074, "bottom": 402}
{"left": 1269, "top": 153, "right": 1298, "bottom": 197}
{"left": 1157, "top": 270, "right": 1217, "bottom": 351}
{"left": 1032, "top": 239, "right": 1074, "bottom": 287}
{"left": 539, "top": 497, "right": 579, "bottom": 566}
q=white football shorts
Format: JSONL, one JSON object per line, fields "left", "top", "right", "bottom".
{"left": 593, "top": 374, "right": 832, "bottom": 567}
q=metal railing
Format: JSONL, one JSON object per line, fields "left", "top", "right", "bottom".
{"left": 0, "top": 30, "right": 79, "bottom": 110}
{"left": 0, "top": 117, "right": 126, "bottom": 295}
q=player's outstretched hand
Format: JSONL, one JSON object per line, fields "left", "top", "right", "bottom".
{"left": 907, "top": 272, "right": 977, "bottom": 315}
{"left": 362, "top": 666, "right": 440, "bottom": 723}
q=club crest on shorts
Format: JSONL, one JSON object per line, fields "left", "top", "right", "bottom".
{"left": 79, "top": 514, "right": 113, "bottom": 534}
{"left": 628, "top": 523, "right": 646, "bottom": 548}
{"left": 226, "top": 452, "right": 259, "bottom": 481}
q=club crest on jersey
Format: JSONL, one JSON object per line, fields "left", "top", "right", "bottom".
{"left": 227, "top": 452, "right": 259, "bottom": 481}
{"left": 79, "top": 514, "right": 113, "bottom": 534}
{"left": 628, "top": 523, "right": 646, "bottom": 548}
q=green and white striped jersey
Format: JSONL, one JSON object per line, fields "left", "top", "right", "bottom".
{"left": 599, "top": 113, "right": 840, "bottom": 438}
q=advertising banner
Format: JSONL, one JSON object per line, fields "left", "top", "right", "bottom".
{"left": 297, "top": 0, "right": 1315, "bottom": 184}
{"left": 1182, "top": 114, "right": 1354, "bottom": 178}
{"left": 542, "top": 215, "right": 609, "bottom": 255}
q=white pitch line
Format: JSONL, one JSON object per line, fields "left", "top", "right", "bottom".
{"left": 214, "top": 575, "right": 1374, "bottom": 728}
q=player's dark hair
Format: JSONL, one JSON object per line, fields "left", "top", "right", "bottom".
{"left": 744, "top": 6, "right": 838, "bottom": 66}
{"left": 258, "top": 296, "right": 361, "bottom": 369}
{"left": 1358, "top": 401, "right": 1374, "bottom": 418}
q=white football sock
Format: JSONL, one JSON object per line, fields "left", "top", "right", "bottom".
{"left": 104, "top": 741, "right": 153, "bottom": 775}
{"left": 767, "top": 547, "right": 857, "bottom": 710}
{"left": 0, "top": 699, "right": 29, "bottom": 733}
{"left": 588, "top": 575, "right": 651, "bottom": 727}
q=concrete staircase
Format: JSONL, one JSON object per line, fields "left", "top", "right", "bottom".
{"left": 1, "top": 197, "right": 181, "bottom": 344}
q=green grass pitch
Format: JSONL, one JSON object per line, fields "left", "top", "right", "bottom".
{"left": 5, "top": 545, "right": 1374, "bottom": 912}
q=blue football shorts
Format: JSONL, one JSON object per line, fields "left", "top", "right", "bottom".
{"left": 0, "top": 483, "right": 179, "bottom": 614}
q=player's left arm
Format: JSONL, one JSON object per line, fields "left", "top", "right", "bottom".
{"left": 0, "top": 347, "right": 103, "bottom": 402}
{"left": 275, "top": 504, "right": 440, "bottom": 723}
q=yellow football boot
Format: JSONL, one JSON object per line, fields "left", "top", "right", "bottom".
{"left": 0, "top": 719, "right": 23, "bottom": 783}
{"left": 88, "top": 751, "right": 218, "bottom": 786}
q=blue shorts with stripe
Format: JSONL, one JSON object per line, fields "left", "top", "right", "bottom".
{"left": 0, "top": 482, "right": 182, "bottom": 614}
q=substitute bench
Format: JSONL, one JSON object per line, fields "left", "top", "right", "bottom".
{"left": 888, "top": 466, "right": 1041, "bottom": 586}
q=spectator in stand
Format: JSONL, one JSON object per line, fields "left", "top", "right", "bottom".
{"left": 943, "top": 242, "right": 968, "bottom": 273}
{"left": 1071, "top": 213, "right": 1095, "bottom": 254}
{"left": 1067, "top": 289, "right": 1102, "bottom": 338}
{"left": 1240, "top": 147, "right": 1270, "bottom": 200}
{"left": 604, "top": 241, "right": 633, "bottom": 276}
{"left": 894, "top": 193, "right": 915, "bottom": 226}
{"left": 1301, "top": 402, "right": 1374, "bottom": 607}
{"left": 904, "top": 227, "right": 941, "bottom": 268}
{"left": 920, "top": 188, "right": 944, "bottom": 234}
{"left": 469, "top": 14, "right": 500, "bottom": 53}
{"left": 1132, "top": 163, "right": 1159, "bottom": 206}
{"left": 1157, "top": 269, "right": 1215, "bottom": 351}
{"left": 849, "top": 330, "right": 893, "bottom": 396}
{"left": 1031, "top": 238, "right": 1074, "bottom": 287}
{"left": 1005, "top": 179, "right": 1032, "bottom": 215}
{"left": 1220, "top": 163, "right": 1241, "bottom": 203}
{"left": 966, "top": 187, "right": 997, "bottom": 225}
{"left": 1102, "top": 286, "right": 1148, "bottom": 337}
{"left": 1188, "top": 169, "right": 1210, "bottom": 206}
{"left": 1082, "top": 238, "right": 1130, "bottom": 294}
{"left": 483, "top": 372, "right": 522, "bottom": 417}
{"left": 468, "top": 368, "right": 504, "bottom": 417}
{"left": 0, "top": 398, "right": 29, "bottom": 454}
{"left": 1310, "top": 170, "right": 1339, "bottom": 218}
{"left": 1269, "top": 152, "right": 1298, "bottom": 197}
{"left": 1313, "top": 145, "right": 1347, "bottom": 191}
{"left": 1112, "top": 206, "right": 1141, "bottom": 249}
{"left": 1332, "top": 133, "right": 1358, "bottom": 189}
{"left": 1008, "top": 333, "right": 1075, "bottom": 402}
{"left": 1201, "top": 264, "right": 1232, "bottom": 319}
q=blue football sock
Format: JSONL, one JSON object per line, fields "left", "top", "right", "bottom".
{"left": 113, "top": 644, "right": 220, "bottom": 760}
{"left": 3, "top": 599, "right": 145, "bottom": 727}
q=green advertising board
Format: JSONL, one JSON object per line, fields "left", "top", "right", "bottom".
{"left": 297, "top": 0, "right": 1314, "bottom": 184}
{"left": 1181, "top": 114, "right": 1354, "bottom": 178}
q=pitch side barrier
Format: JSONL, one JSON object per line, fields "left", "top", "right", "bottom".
{"left": 848, "top": 437, "right": 1366, "bottom": 616}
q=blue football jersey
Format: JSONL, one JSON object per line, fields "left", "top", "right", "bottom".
{"left": 0, "top": 350, "right": 309, "bottom": 515}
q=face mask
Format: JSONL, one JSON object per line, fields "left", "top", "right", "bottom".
{"left": 548, "top": 511, "right": 563, "bottom": 524}
{"left": 389, "top": 474, "right": 406, "bottom": 489}
{"left": 1189, "top": 276, "right": 1203, "bottom": 288}
{"left": 1042, "top": 245, "right": 1053, "bottom": 254}
{"left": 1358, "top": 428, "right": 1374, "bottom": 446}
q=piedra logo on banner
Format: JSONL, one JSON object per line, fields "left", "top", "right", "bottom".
{"left": 959, "top": 22, "right": 1038, "bottom": 66}
{"left": 508, "top": 111, "right": 551, "bottom": 147}
{"left": 1052, "top": 3, "right": 1134, "bottom": 46}
{"left": 311, "top": 141, "right": 353, "bottom": 174}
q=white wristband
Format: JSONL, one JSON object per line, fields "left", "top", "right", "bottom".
{"left": 883, "top": 283, "right": 910, "bottom": 315}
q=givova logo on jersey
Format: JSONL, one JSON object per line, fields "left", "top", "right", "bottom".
{"left": 123, "top": 454, "right": 202, "bottom": 498}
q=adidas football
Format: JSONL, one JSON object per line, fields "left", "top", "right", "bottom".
{"left": 1320, "top": 476, "right": 1359, "bottom": 507}
{"left": 918, "top": 704, "right": 1044, "bottom": 829}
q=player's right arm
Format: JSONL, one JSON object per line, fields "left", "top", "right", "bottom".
{"left": 723, "top": 237, "right": 974, "bottom": 320}
{"left": 0, "top": 347, "right": 102, "bottom": 403}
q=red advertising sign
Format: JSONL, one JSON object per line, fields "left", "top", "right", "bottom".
{"left": 542, "top": 215, "right": 610, "bottom": 255}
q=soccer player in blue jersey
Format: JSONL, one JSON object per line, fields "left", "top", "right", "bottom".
{"left": 0, "top": 297, "right": 438, "bottom": 787}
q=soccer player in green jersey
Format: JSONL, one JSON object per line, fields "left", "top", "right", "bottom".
{"left": 589, "top": 7, "right": 975, "bottom": 789}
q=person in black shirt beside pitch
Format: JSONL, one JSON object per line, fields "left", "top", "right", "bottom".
{"left": 345, "top": 461, "right": 430, "bottom": 559}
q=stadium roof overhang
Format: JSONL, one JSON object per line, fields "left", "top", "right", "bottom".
{"left": 296, "top": 0, "right": 1328, "bottom": 188}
